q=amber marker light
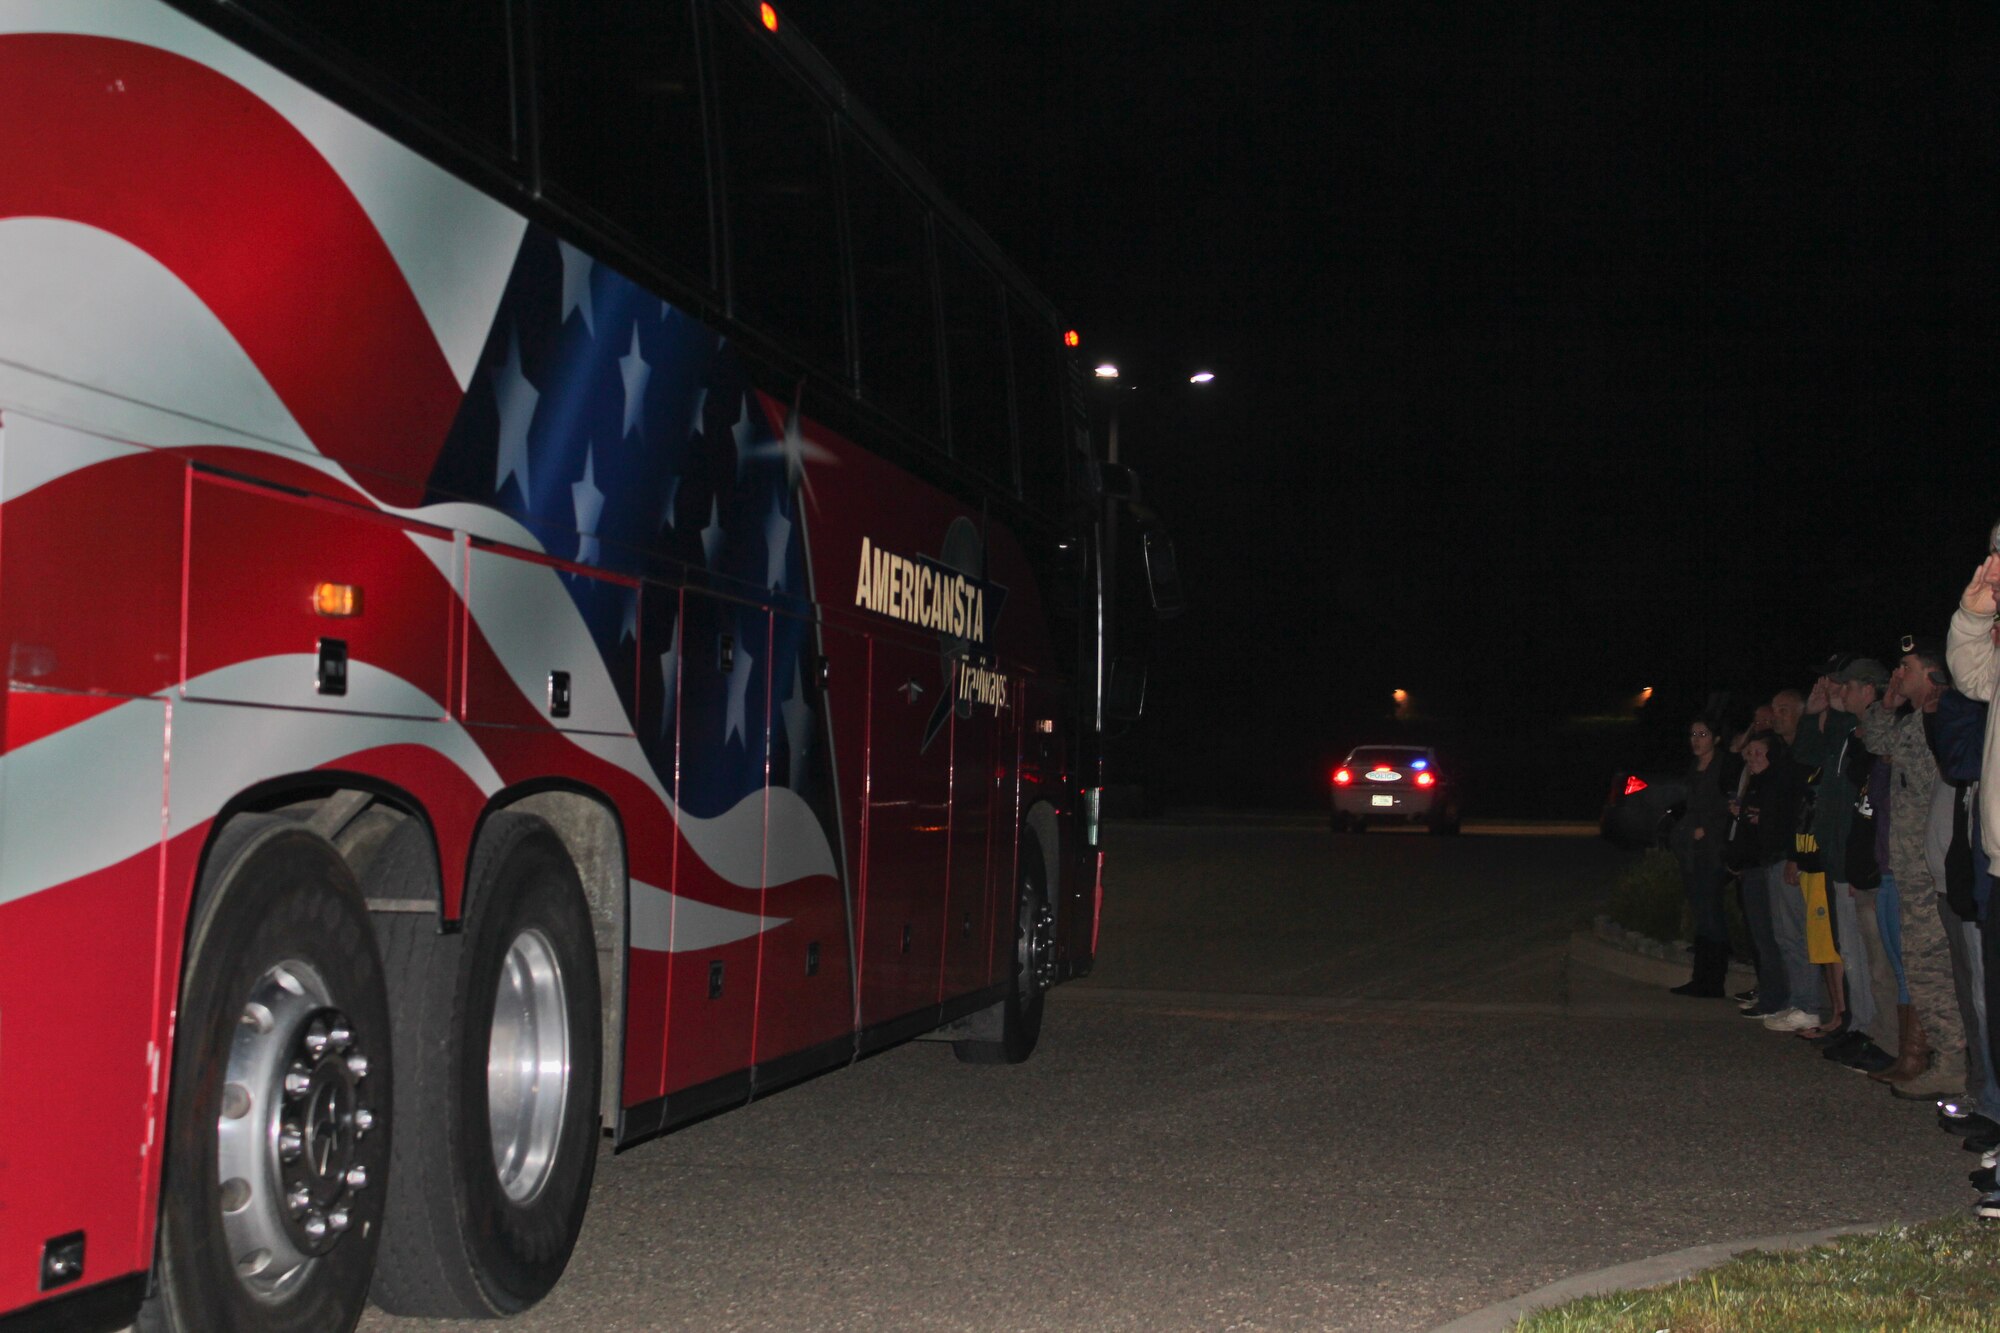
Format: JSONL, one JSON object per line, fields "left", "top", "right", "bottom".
{"left": 312, "top": 582, "right": 363, "bottom": 617}
{"left": 1064, "top": 329, "right": 1080, "bottom": 348}
{"left": 760, "top": 3, "right": 779, "bottom": 31}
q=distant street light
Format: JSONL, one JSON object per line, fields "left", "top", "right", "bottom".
{"left": 1093, "top": 363, "right": 1214, "bottom": 463}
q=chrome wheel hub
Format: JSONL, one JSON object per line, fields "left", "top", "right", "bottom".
{"left": 217, "top": 963, "right": 376, "bottom": 1303}
{"left": 1018, "top": 893, "right": 1056, "bottom": 998}
{"left": 488, "top": 927, "right": 570, "bottom": 1205}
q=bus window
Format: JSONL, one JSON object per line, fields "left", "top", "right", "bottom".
{"left": 846, "top": 140, "right": 941, "bottom": 439}
{"left": 938, "top": 234, "right": 1013, "bottom": 488}
{"left": 234, "top": 0, "right": 513, "bottom": 152}
{"left": 1008, "top": 295, "right": 1065, "bottom": 515}
{"left": 535, "top": 0, "right": 711, "bottom": 286}
{"left": 713, "top": 16, "right": 847, "bottom": 378}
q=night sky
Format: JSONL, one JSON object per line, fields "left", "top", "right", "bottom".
{"left": 780, "top": 2, "right": 1999, "bottom": 813}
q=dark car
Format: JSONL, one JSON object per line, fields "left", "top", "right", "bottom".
{"left": 1331, "top": 745, "right": 1462, "bottom": 834}
{"left": 1599, "top": 768, "right": 1686, "bottom": 848}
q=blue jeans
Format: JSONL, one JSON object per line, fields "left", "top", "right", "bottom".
{"left": 1761, "top": 862, "right": 1822, "bottom": 1015}
{"left": 1877, "top": 873, "right": 1910, "bottom": 1004}
{"left": 1740, "top": 862, "right": 1788, "bottom": 1011}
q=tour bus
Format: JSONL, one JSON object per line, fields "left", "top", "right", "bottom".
{"left": 0, "top": 2, "right": 1177, "bottom": 1328}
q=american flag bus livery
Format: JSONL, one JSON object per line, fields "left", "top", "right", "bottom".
{"left": 0, "top": 3, "right": 1159, "bottom": 1328}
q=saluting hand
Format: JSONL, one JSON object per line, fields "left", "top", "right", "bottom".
{"left": 1961, "top": 556, "right": 2000, "bottom": 617}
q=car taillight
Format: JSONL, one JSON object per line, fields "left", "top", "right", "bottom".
{"left": 1333, "top": 768, "right": 1352, "bottom": 786}
{"left": 1415, "top": 771, "right": 1435, "bottom": 788}
{"left": 1622, "top": 775, "right": 1648, "bottom": 797}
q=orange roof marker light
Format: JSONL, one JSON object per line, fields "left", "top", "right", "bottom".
{"left": 1064, "top": 329, "right": 1080, "bottom": 348}
{"left": 760, "top": 3, "right": 779, "bottom": 31}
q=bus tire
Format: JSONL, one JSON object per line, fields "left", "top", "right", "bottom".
{"left": 368, "top": 813, "right": 601, "bottom": 1318}
{"left": 954, "top": 832, "right": 1053, "bottom": 1065}
{"left": 137, "top": 816, "right": 392, "bottom": 1333}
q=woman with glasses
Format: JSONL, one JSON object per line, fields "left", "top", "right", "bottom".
{"left": 1669, "top": 715, "right": 1740, "bottom": 996}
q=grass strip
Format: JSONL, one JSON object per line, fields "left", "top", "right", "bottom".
{"left": 1514, "top": 1215, "right": 2000, "bottom": 1332}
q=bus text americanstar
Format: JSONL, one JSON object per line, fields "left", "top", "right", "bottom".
{"left": 853, "top": 535, "right": 992, "bottom": 643}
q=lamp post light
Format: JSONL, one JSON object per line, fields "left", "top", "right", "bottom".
{"left": 1091, "top": 362, "right": 1214, "bottom": 465}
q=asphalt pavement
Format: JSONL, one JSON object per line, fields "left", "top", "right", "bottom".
{"left": 354, "top": 820, "right": 1972, "bottom": 1332}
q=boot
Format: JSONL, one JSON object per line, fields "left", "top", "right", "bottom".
{"left": 1670, "top": 939, "right": 1728, "bottom": 997}
{"left": 1871, "top": 1004, "right": 1928, "bottom": 1083}
{"left": 1891, "top": 1045, "right": 1966, "bottom": 1100}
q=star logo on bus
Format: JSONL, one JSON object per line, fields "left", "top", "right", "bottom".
{"left": 743, "top": 387, "right": 837, "bottom": 511}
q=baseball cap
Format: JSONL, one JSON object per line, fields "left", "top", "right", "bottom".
{"left": 1811, "top": 652, "right": 1855, "bottom": 678}
{"left": 1899, "top": 634, "right": 1945, "bottom": 666}
{"left": 1834, "top": 657, "right": 1891, "bottom": 687}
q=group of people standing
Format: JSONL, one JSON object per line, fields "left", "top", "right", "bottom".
{"left": 1666, "top": 554, "right": 2000, "bottom": 1222}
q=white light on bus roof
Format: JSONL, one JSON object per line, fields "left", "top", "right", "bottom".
{"left": 1189, "top": 371, "right": 1215, "bottom": 384}
{"left": 1094, "top": 364, "right": 1119, "bottom": 379}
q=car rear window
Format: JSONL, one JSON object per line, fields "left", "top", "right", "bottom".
{"left": 1348, "top": 748, "right": 1428, "bottom": 769}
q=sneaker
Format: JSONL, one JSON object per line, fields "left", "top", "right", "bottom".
{"left": 1820, "top": 1031, "right": 1866, "bottom": 1060}
{"left": 1974, "top": 1192, "right": 2000, "bottom": 1221}
{"left": 1981, "top": 1144, "right": 2000, "bottom": 1170}
{"left": 1733, "top": 988, "right": 1758, "bottom": 1004}
{"left": 1741, "top": 1004, "right": 1781, "bottom": 1018}
{"left": 1763, "top": 1008, "right": 1817, "bottom": 1032}
{"left": 1838, "top": 1039, "right": 1896, "bottom": 1074}
{"left": 1972, "top": 1166, "right": 1997, "bottom": 1192}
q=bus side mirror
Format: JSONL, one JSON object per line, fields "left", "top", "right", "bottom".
{"left": 1107, "top": 656, "right": 1148, "bottom": 722}
{"left": 1141, "top": 527, "right": 1184, "bottom": 620}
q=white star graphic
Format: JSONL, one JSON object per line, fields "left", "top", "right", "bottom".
{"left": 657, "top": 618, "right": 681, "bottom": 739}
{"left": 558, "top": 241, "right": 595, "bottom": 335}
{"left": 763, "top": 496, "right": 792, "bottom": 591}
{"left": 493, "top": 330, "right": 538, "bottom": 498}
{"left": 687, "top": 385, "right": 708, "bottom": 438}
{"left": 781, "top": 658, "right": 814, "bottom": 779}
{"left": 730, "top": 394, "right": 758, "bottom": 478}
{"left": 618, "top": 587, "right": 640, "bottom": 644}
{"left": 619, "top": 325, "right": 650, "bottom": 439}
{"left": 571, "top": 445, "right": 605, "bottom": 565}
{"left": 659, "top": 473, "right": 681, "bottom": 530}
{"left": 701, "top": 497, "right": 725, "bottom": 568}
{"left": 724, "top": 631, "right": 756, "bottom": 747}
{"left": 745, "top": 393, "right": 838, "bottom": 510}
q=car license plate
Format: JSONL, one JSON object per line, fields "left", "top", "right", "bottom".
{"left": 1372, "top": 794, "right": 1394, "bottom": 807}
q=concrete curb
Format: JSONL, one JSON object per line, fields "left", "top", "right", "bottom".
{"left": 1567, "top": 928, "right": 1757, "bottom": 993}
{"left": 1426, "top": 1223, "right": 1889, "bottom": 1332}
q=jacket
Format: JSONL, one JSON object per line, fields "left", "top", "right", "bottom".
{"left": 1858, "top": 701, "right": 1938, "bottom": 887}
{"left": 1946, "top": 606, "right": 2000, "bottom": 858}
{"left": 1790, "top": 709, "right": 1858, "bottom": 881}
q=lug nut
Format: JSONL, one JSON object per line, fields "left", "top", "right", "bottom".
{"left": 328, "top": 1023, "right": 353, "bottom": 1051}
{"left": 284, "top": 1063, "right": 313, "bottom": 1098}
{"left": 302, "top": 1211, "right": 328, "bottom": 1241}
{"left": 345, "top": 1165, "right": 368, "bottom": 1190}
{"left": 345, "top": 1052, "right": 369, "bottom": 1079}
{"left": 327, "top": 1208, "right": 350, "bottom": 1234}
{"left": 279, "top": 1123, "right": 304, "bottom": 1163}
{"left": 351, "top": 1108, "right": 375, "bottom": 1136}
{"left": 287, "top": 1184, "right": 312, "bottom": 1215}
{"left": 304, "top": 1020, "right": 329, "bottom": 1055}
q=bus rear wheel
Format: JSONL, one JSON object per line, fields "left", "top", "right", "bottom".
{"left": 954, "top": 832, "right": 1053, "bottom": 1065}
{"left": 369, "top": 814, "right": 602, "bottom": 1318}
{"left": 138, "top": 817, "right": 392, "bottom": 1333}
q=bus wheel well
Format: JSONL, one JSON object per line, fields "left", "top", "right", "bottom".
{"left": 1024, "top": 800, "right": 1062, "bottom": 927}
{"left": 483, "top": 788, "right": 625, "bottom": 1127}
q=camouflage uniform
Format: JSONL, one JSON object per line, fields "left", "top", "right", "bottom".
{"left": 1859, "top": 701, "right": 1964, "bottom": 1061}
